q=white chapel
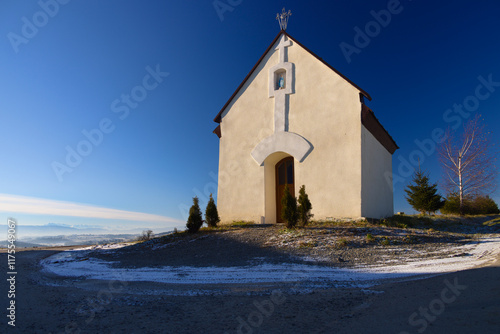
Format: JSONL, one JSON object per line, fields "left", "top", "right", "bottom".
{"left": 213, "top": 10, "right": 398, "bottom": 224}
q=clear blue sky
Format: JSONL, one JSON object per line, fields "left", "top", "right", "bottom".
{"left": 1, "top": 0, "right": 500, "bottom": 233}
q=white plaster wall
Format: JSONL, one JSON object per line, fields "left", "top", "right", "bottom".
{"left": 361, "top": 126, "right": 394, "bottom": 218}
{"left": 217, "top": 47, "right": 278, "bottom": 223}
{"left": 287, "top": 41, "right": 364, "bottom": 219}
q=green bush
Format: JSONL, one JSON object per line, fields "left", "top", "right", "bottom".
{"left": 281, "top": 184, "right": 298, "bottom": 228}
{"left": 470, "top": 195, "right": 500, "bottom": 214}
{"left": 442, "top": 194, "right": 500, "bottom": 215}
{"left": 297, "top": 185, "right": 313, "bottom": 227}
{"left": 205, "top": 193, "right": 220, "bottom": 228}
{"left": 186, "top": 197, "right": 203, "bottom": 233}
{"left": 441, "top": 194, "right": 462, "bottom": 215}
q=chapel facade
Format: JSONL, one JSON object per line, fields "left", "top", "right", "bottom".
{"left": 213, "top": 29, "right": 398, "bottom": 224}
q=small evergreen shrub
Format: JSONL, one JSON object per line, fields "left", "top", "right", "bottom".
{"left": 186, "top": 197, "right": 203, "bottom": 233}
{"left": 281, "top": 184, "right": 298, "bottom": 228}
{"left": 297, "top": 185, "right": 313, "bottom": 227}
{"left": 205, "top": 193, "right": 220, "bottom": 228}
{"left": 404, "top": 169, "right": 444, "bottom": 215}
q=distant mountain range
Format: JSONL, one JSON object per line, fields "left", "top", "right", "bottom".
{"left": 0, "top": 234, "right": 138, "bottom": 247}
{"left": 14, "top": 223, "right": 109, "bottom": 237}
{"left": 0, "top": 223, "right": 173, "bottom": 247}
{"left": 10, "top": 223, "right": 169, "bottom": 237}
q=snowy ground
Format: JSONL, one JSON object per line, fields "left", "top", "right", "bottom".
{"left": 40, "top": 236, "right": 500, "bottom": 293}
{"left": 354, "top": 236, "right": 500, "bottom": 273}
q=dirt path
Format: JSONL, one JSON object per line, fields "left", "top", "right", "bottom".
{"left": 2, "top": 250, "right": 369, "bottom": 333}
{"left": 2, "top": 249, "right": 499, "bottom": 333}
{"left": 335, "top": 256, "right": 500, "bottom": 334}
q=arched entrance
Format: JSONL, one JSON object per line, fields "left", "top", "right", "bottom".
{"left": 275, "top": 157, "right": 294, "bottom": 223}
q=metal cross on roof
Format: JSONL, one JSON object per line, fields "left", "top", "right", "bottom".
{"left": 276, "top": 8, "right": 292, "bottom": 31}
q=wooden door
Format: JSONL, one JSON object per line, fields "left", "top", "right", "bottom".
{"left": 276, "top": 157, "right": 294, "bottom": 224}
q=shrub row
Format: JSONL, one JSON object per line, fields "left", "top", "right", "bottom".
{"left": 186, "top": 194, "right": 220, "bottom": 233}
{"left": 441, "top": 194, "right": 500, "bottom": 215}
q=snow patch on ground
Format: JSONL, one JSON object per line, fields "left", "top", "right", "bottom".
{"left": 41, "top": 237, "right": 500, "bottom": 292}
{"left": 71, "top": 242, "right": 136, "bottom": 251}
{"left": 357, "top": 237, "right": 500, "bottom": 274}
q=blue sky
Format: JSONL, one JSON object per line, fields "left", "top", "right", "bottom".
{"left": 1, "top": 0, "right": 500, "bottom": 234}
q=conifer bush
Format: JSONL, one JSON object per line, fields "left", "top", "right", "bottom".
{"left": 281, "top": 184, "right": 298, "bottom": 228}
{"left": 186, "top": 197, "right": 203, "bottom": 233}
{"left": 205, "top": 193, "right": 220, "bottom": 228}
{"left": 404, "top": 169, "right": 444, "bottom": 215}
{"left": 297, "top": 185, "right": 313, "bottom": 227}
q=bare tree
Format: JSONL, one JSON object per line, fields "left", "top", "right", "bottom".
{"left": 438, "top": 114, "right": 498, "bottom": 214}
{"left": 138, "top": 229, "right": 154, "bottom": 241}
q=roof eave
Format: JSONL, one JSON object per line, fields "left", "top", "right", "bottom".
{"left": 214, "top": 31, "right": 284, "bottom": 123}
{"left": 361, "top": 104, "right": 399, "bottom": 154}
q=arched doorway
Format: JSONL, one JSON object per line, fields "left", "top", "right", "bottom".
{"left": 275, "top": 157, "right": 294, "bottom": 223}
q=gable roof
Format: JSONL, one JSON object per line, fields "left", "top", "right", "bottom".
{"left": 361, "top": 104, "right": 399, "bottom": 154}
{"left": 213, "top": 30, "right": 372, "bottom": 123}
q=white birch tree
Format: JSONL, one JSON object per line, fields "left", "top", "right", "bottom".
{"left": 438, "top": 114, "right": 498, "bottom": 214}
